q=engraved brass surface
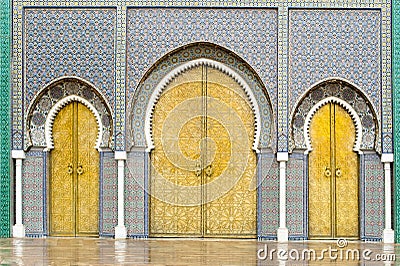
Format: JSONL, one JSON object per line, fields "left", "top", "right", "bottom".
{"left": 50, "top": 102, "right": 99, "bottom": 236}
{"left": 309, "top": 103, "right": 358, "bottom": 239}
{"left": 150, "top": 66, "right": 256, "bottom": 237}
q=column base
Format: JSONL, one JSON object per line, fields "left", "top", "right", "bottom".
{"left": 114, "top": 225, "right": 127, "bottom": 239}
{"left": 277, "top": 227, "right": 288, "bottom": 242}
{"left": 12, "top": 224, "right": 25, "bottom": 238}
{"left": 383, "top": 229, "right": 394, "bottom": 244}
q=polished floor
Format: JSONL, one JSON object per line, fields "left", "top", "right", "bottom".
{"left": 0, "top": 237, "right": 398, "bottom": 265}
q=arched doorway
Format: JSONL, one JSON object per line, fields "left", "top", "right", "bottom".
{"left": 308, "top": 102, "right": 359, "bottom": 239}
{"left": 149, "top": 64, "right": 257, "bottom": 237}
{"left": 49, "top": 101, "right": 99, "bottom": 236}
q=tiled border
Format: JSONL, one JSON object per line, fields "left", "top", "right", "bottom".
{"left": 0, "top": 0, "right": 11, "bottom": 237}
{"left": 393, "top": 1, "right": 400, "bottom": 243}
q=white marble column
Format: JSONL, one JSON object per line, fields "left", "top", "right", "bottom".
{"left": 114, "top": 151, "right": 127, "bottom": 239}
{"left": 381, "top": 153, "right": 394, "bottom": 243}
{"left": 277, "top": 152, "right": 288, "bottom": 242}
{"left": 12, "top": 150, "right": 25, "bottom": 238}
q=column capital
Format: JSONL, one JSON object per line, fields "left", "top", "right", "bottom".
{"left": 276, "top": 152, "right": 288, "bottom": 162}
{"left": 115, "top": 151, "right": 127, "bottom": 160}
{"left": 11, "top": 150, "right": 25, "bottom": 159}
{"left": 381, "top": 153, "right": 393, "bottom": 163}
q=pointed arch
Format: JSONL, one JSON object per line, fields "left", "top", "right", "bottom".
{"left": 44, "top": 95, "right": 103, "bottom": 151}
{"left": 26, "top": 77, "right": 113, "bottom": 150}
{"left": 304, "top": 97, "right": 362, "bottom": 154}
{"left": 290, "top": 78, "right": 380, "bottom": 153}
{"left": 127, "top": 42, "right": 274, "bottom": 151}
{"left": 144, "top": 58, "right": 261, "bottom": 152}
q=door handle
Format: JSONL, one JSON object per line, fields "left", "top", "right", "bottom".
{"left": 205, "top": 165, "right": 213, "bottom": 177}
{"left": 336, "top": 167, "right": 341, "bottom": 177}
{"left": 67, "top": 163, "right": 73, "bottom": 174}
{"left": 77, "top": 163, "right": 84, "bottom": 175}
{"left": 324, "top": 167, "right": 331, "bottom": 178}
{"left": 195, "top": 162, "right": 201, "bottom": 177}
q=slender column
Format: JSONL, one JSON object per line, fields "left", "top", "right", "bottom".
{"left": 277, "top": 152, "right": 288, "bottom": 242}
{"left": 12, "top": 150, "right": 25, "bottom": 238}
{"left": 114, "top": 151, "right": 127, "bottom": 239}
{"left": 381, "top": 153, "right": 394, "bottom": 243}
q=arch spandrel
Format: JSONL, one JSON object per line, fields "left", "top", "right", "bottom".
{"left": 127, "top": 43, "right": 275, "bottom": 152}
{"left": 26, "top": 77, "right": 114, "bottom": 151}
{"left": 289, "top": 79, "right": 380, "bottom": 154}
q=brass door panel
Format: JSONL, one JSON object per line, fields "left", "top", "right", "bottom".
{"left": 150, "top": 66, "right": 256, "bottom": 237}
{"left": 204, "top": 81, "right": 256, "bottom": 237}
{"left": 50, "top": 103, "right": 75, "bottom": 236}
{"left": 150, "top": 67, "right": 203, "bottom": 236}
{"left": 50, "top": 102, "right": 99, "bottom": 236}
{"left": 334, "top": 105, "right": 358, "bottom": 238}
{"left": 309, "top": 103, "right": 332, "bottom": 238}
{"left": 308, "top": 103, "right": 358, "bottom": 239}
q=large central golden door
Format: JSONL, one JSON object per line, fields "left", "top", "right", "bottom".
{"left": 309, "top": 103, "right": 359, "bottom": 239}
{"left": 150, "top": 66, "right": 257, "bottom": 237}
{"left": 50, "top": 102, "right": 99, "bottom": 236}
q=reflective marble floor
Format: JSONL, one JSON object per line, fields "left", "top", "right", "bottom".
{"left": 0, "top": 238, "right": 398, "bottom": 265}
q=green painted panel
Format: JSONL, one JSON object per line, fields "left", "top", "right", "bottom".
{"left": 0, "top": 0, "right": 11, "bottom": 238}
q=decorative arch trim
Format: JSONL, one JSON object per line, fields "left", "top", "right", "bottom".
{"left": 27, "top": 75, "right": 113, "bottom": 117}
{"left": 304, "top": 96, "right": 363, "bottom": 154}
{"left": 291, "top": 76, "right": 379, "bottom": 122}
{"left": 44, "top": 95, "right": 103, "bottom": 151}
{"left": 144, "top": 58, "right": 262, "bottom": 152}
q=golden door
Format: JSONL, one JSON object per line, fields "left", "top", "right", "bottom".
{"left": 150, "top": 66, "right": 257, "bottom": 237}
{"left": 50, "top": 102, "right": 99, "bottom": 236}
{"left": 309, "top": 103, "right": 359, "bottom": 239}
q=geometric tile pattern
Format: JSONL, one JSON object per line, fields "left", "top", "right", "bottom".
{"left": 22, "top": 151, "right": 46, "bottom": 237}
{"left": 20, "top": 8, "right": 116, "bottom": 149}
{"left": 288, "top": 9, "right": 381, "bottom": 124}
{"left": 125, "top": 151, "right": 147, "bottom": 237}
{"left": 100, "top": 152, "right": 118, "bottom": 236}
{"left": 361, "top": 153, "right": 385, "bottom": 241}
{"left": 0, "top": 0, "right": 10, "bottom": 237}
{"left": 286, "top": 153, "right": 306, "bottom": 240}
{"left": 394, "top": 0, "right": 400, "bottom": 243}
{"left": 127, "top": 43, "right": 275, "bottom": 150}
{"left": 257, "top": 152, "right": 279, "bottom": 239}
{"left": 288, "top": 8, "right": 393, "bottom": 153}
{"left": 24, "top": 8, "right": 116, "bottom": 109}
{"left": 126, "top": 9, "right": 277, "bottom": 150}
{"left": 126, "top": 7, "right": 278, "bottom": 109}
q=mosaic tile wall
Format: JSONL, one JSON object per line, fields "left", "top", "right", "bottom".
{"left": 0, "top": 0, "right": 11, "bottom": 237}
{"left": 126, "top": 7, "right": 278, "bottom": 104}
{"left": 11, "top": 1, "right": 392, "bottom": 152}
{"left": 257, "top": 152, "right": 279, "bottom": 239}
{"left": 361, "top": 153, "right": 385, "bottom": 241}
{"left": 9, "top": 0, "right": 392, "bottom": 240}
{"left": 394, "top": 1, "right": 400, "bottom": 243}
{"left": 125, "top": 151, "right": 147, "bottom": 237}
{"left": 24, "top": 8, "right": 116, "bottom": 109}
{"left": 288, "top": 9, "right": 381, "bottom": 120}
{"left": 22, "top": 151, "right": 46, "bottom": 237}
{"left": 99, "top": 152, "right": 118, "bottom": 236}
{"left": 15, "top": 8, "right": 116, "bottom": 150}
{"left": 286, "top": 153, "right": 306, "bottom": 240}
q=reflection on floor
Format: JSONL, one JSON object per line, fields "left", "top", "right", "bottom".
{"left": 0, "top": 238, "right": 397, "bottom": 265}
